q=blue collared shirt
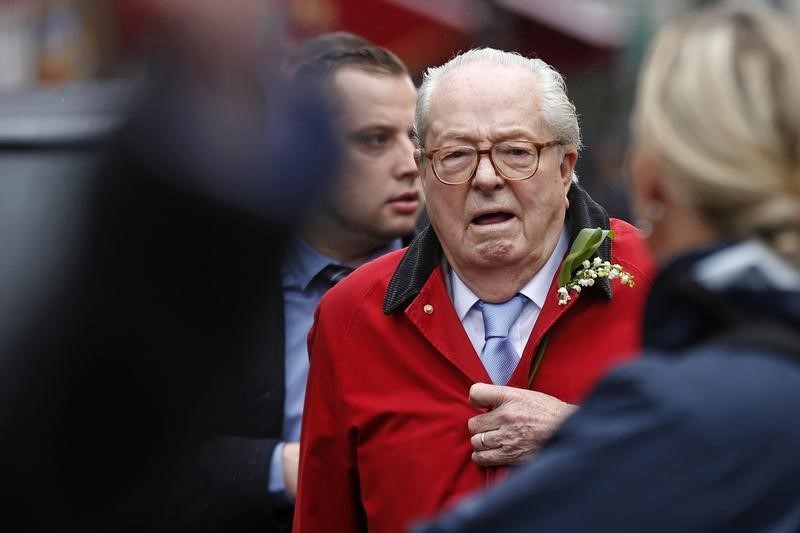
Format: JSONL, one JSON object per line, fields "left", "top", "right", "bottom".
{"left": 451, "top": 227, "right": 568, "bottom": 357}
{"left": 269, "top": 236, "right": 403, "bottom": 498}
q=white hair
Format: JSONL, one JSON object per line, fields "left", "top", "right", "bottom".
{"left": 415, "top": 48, "right": 583, "bottom": 153}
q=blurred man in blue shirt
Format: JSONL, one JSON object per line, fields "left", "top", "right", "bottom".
{"left": 267, "top": 37, "right": 423, "bottom": 526}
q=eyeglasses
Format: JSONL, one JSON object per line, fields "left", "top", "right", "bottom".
{"left": 422, "top": 140, "right": 561, "bottom": 185}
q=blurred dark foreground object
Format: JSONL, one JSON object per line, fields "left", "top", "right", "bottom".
{"left": 0, "top": 37, "right": 338, "bottom": 533}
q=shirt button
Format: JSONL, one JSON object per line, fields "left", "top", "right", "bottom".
{"left": 423, "top": 304, "right": 434, "bottom": 314}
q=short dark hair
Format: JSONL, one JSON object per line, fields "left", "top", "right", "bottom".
{"left": 281, "top": 32, "right": 373, "bottom": 79}
{"left": 292, "top": 45, "right": 408, "bottom": 86}
{"left": 290, "top": 45, "right": 410, "bottom": 112}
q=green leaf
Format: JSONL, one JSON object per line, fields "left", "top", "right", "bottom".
{"left": 557, "top": 228, "right": 614, "bottom": 287}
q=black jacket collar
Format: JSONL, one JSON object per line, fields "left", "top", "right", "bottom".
{"left": 383, "top": 184, "right": 611, "bottom": 314}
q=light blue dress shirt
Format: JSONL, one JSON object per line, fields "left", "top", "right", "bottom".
{"left": 451, "top": 227, "right": 569, "bottom": 357}
{"left": 269, "top": 236, "right": 403, "bottom": 498}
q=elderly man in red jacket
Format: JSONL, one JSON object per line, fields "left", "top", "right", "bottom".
{"left": 294, "top": 48, "right": 654, "bottom": 533}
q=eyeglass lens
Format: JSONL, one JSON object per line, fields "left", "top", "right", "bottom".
{"left": 434, "top": 142, "right": 540, "bottom": 183}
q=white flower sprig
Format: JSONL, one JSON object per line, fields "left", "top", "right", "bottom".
{"left": 557, "top": 256, "right": 635, "bottom": 306}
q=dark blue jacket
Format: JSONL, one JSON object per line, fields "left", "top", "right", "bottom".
{"left": 419, "top": 242, "right": 800, "bottom": 533}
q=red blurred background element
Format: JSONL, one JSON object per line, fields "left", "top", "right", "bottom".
{"left": 284, "top": 0, "right": 622, "bottom": 79}
{"left": 287, "top": 0, "right": 476, "bottom": 78}
{"left": 111, "top": 0, "right": 622, "bottom": 82}
{"left": 0, "top": 0, "right": 623, "bottom": 88}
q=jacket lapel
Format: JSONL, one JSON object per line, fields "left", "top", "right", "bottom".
{"left": 384, "top": 225, "right": 441, "bottom": 314}
{"left": 566, "top": 184, "right": 613, "bottom": 299}
{"left": 404, "top": 265, "right": 492, "bottom": 384}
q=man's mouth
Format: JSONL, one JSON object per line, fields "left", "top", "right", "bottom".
{"left": 388, "top": 192, "right": 420, "bottom": 214}
{"left": 472, "top": 212, "right": 514, "bottom": 225}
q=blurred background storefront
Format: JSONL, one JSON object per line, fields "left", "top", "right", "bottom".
{"left": 1, "top": 0, "right": 799, "bottom": 219}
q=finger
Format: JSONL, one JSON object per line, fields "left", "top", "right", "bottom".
{"left": 469, "top": 382, "right": 504, "bottom": 409}
{"left": 470, "top": 429, "right": 501, "bottom": 452}
{"left": 470, "top": 430, "right": 485, "bottom": 452}
{"left": 467, "top": 410, "right": 501, "bottom": 434}
{"left": 469, "top": 431, "right": 480, "bottom": 451}
{"left": 472, "top": 448, "right": 534, "bottom": 468}
{"left": 471, "top": 448, "right": 512, "bottom": 468}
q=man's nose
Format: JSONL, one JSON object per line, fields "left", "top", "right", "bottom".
{"left": 472, "top": 152, "right": 503, "bottom": 190}
{"left": 395, "top": 136, "right": 419, "bottom": 180}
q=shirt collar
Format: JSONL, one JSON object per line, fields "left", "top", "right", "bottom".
{"left": 283, "top": 236, "right": 404, "bottom": 291}
{"left": 451, "top": 226, "right": 569, "bottom": 319}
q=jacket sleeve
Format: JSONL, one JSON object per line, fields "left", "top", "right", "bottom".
{"left": 293, "top": 302, "right": 365, "bottom": 532}
{"left": 165, "top": 436, "right": 290, "bottom": 532}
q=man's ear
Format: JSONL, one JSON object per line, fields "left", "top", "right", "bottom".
{"left": 414, "top": 148, "right": 424, "bottom": 171}
{"left": 560, "top": 145, "right": 578, "bottom": 189}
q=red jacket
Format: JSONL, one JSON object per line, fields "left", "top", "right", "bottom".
{"left": 294, "top": 190, "right": 654, "bottom": 533}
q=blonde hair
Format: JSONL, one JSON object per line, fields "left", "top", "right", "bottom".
{"left": 632, "top": 5, "right": 800, "bottom": 266}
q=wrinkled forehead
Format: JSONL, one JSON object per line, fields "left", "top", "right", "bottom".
{"left": 426, "top": 63, "right": 546, "bottom": 144}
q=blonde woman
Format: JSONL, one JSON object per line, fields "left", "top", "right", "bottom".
{"left": 420, "top": 5, "right": 800, "bottom": 532}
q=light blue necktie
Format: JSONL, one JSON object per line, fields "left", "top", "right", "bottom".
{"left": 478, "top": 294, "right": 527, "bottom": 385}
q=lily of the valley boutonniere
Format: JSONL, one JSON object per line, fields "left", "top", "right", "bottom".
{"left": 556, "top": 228, "right": 635, "bottom": 306}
